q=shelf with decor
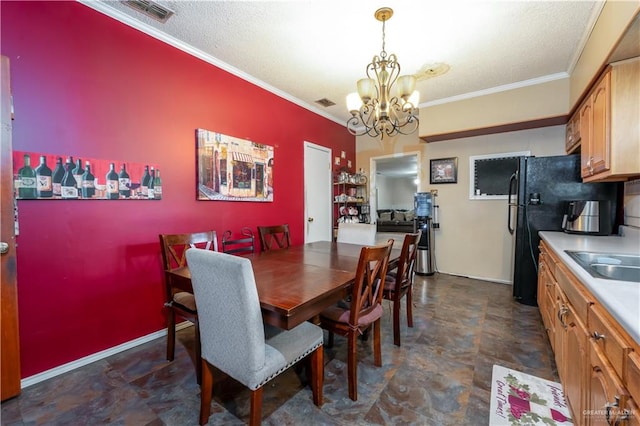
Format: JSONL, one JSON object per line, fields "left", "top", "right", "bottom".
{"left": 333, "top": 170, "right": 370, "bottom": 230}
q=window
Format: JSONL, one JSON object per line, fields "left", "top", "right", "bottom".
{"left": 469, "top": 151, "right": 530, "bottom": 200}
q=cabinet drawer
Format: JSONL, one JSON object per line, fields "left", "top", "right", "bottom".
{"left": 627, "top": 351, "right": 640, "bottom": 404}
{"left": 556, "top": 263, "right": 591, "bottom": 323}
{"left": 589, "top": 304, "right": 632, "bottom": 380}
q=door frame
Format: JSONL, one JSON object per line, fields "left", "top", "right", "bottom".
{"left": 369, "top": 151, "right": 421, "bottom": 221}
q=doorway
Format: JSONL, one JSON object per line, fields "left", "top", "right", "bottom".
{"left": 303, "top": 142, "right": 332, "bottom": 243}
{"left": 370, "top": 152, "right": 421, "bottom": 222}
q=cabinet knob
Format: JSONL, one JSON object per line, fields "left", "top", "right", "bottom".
{"left": 593, "top": 331, "right": 606, "bottom": 340}
{"left": 307, "top": 217, "right": 314, "bottom": 222}
{"left": 0, "top": 241, "right": 8, "bottom": 255}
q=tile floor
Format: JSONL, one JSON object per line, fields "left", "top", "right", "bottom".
{"left": 1, "top": 272, "right": 558, "bottom": 425}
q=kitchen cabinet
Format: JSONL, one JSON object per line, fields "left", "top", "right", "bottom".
{"left": 333, "top": 171, "right": 369, "bottom": 234}
{"left": 580, "top": 57, "right": 640, "bottom": 182}
{"left": 538, "top": 240, "right": 639, "bottom": 425}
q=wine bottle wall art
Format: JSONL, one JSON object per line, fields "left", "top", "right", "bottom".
{"left": 13, "top": 151, "right": 161, "bottom": 200}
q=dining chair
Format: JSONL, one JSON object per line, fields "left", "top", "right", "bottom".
{"left": 257, "top": 224, "right": 291, "bottom": 251}
{"left": 382, "top": 232, "right": 420, "bottom": 346}
{"left": 158, "top": 230, "right": 218, "bottom": 384}
{"left": 319, "top": 239, "right": 394, "bottom": 401}
{"left": 221, "top": 227, "right": 255, "bottom": 255}
{"left": 185, "top": 248, "right": 324, "bottom": 426}
{"left": 336, "top": 222, "right": 377, "bottom": 246}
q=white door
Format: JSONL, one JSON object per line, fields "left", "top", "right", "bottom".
{"left": 304, "top": 142, "right": 332, "bottom": 243}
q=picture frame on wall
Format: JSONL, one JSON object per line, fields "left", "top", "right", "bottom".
{"left": 430, "top": 157, "right": 458, "bottom": 184}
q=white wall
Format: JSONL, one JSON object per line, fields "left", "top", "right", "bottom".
{"left": 376, "top": 175, "right": 416, "bottom": 211}
{"left": 423, "top": 126, "right": 566, "bottom": 283}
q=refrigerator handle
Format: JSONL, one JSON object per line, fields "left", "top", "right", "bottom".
{"left": 507, "top": 171, "right": 518, "bottom": 235}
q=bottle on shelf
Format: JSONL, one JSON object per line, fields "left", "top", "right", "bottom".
{"left": 141, "top": 165, "right": 150, "bottom": 197}
{"left": 152, "top": 169, "right": 162, "bottom": 200}
{"left": 147, "top": 167, "right": 155, "bottom": 199}
{"left": 51, "top": 157, "right": 65, "bottom": 197}
{"left": 35, "top": 155, "right": 53, "bottom": 198}
{"left": 81, "top": 161, "right": 95, "bottom": 199}
{"left": 118, "top": 163, "right": 131, "bottom": 198}
{"left": 18, "top": 153, "right": 37, "bottom": 199}
{"left": 72, "top": 158, "right": 83, "bottom": 190}
{"left": 60, "top": 157, "right": 78, "bottom": 199}
{"left": 106, "top": 163, "right": 119, "bottom": 200}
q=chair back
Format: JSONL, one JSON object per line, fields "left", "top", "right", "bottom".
{"left": 349, "top": 240, "right": 394, "bottom": 326}
{"left": 257, "top": 224, "right": 291, "bottom": 251}
{"left": 393, "top": 232, "right": 421, "bottom": 293}
{"left": 222, "top": 227, "right": 255, "bottom": 255}
{"left": 336, "top": 222, "right": 376, "bottom": 246}
{"left": 159, "top": 231, "right": 218, "bottom": 272}
{"left": 185, "top": 249, "right": 266, "bottom": 378}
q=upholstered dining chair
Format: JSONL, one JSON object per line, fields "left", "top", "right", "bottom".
{"left": 319, "top": 239, "right": 394, "bottom": 401}
{"left": 382, "top": 232, "right": 420, "bottom": 346}
{"left": 257, "top": 224, "right": 291, "bottom": 251}
{"left": 336, "top": 222, "right": 377, "bottom": 246}
{"left": 158, "top": 231, "right": 218, "bottom": 384}
{"left": 222, "top": 227, "right": 255, "bottom": 255}
{"left": 185, "top": 248, "right": 324, "bottom": 426}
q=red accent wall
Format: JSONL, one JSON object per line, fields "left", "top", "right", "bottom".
{"left": 1, "top": 2, "right": 355, "bottom": 377}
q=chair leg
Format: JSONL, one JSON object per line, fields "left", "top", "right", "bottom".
{"left": 167, "top": 309, "right": 176, "bottom": 361}
{"left": 194, "top": 321, "right": 202, "bottom": 385}
{"left": 249, "top": 387, "right": 264, "bottom": 426}
{"left": 393, "top": 298, "right": 401, "bottom": 347}
{"left": 199, "top": 360, "right": 214, "bottom": 426}
{"left": 373, "top": 319, "right": 382, "bottom": 367}
{"left": 327, "top": 331, "right": 334, "bottom": 348}
{"left": 309, "top": 346, "right": 324, "bottom": 407}
{"left": 406, "top": 287, "right": 414, "bottom": 328}
{"left": 347, "top": 331, "right": 358, "bottom": 401}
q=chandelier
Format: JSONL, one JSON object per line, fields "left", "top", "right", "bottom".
{"left": 347, "top": 7, "right": 419, "bottom": 139}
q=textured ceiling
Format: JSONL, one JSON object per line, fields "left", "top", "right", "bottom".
{"left": 82, "top": 0, "right": 602, "bottom": 128}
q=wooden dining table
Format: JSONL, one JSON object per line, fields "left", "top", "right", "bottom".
{"left": 168, "top": 240, "right": 400, "bottom": 330}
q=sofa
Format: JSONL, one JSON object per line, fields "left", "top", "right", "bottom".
{"left": 376, "top": 209, "right": 416, "bottom": 233}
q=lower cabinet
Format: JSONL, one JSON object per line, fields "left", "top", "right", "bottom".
{"left": 538, "top": 240, "right": 639, "bottom": 425}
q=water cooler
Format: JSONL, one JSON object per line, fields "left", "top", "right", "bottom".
{"left": 414, "top": 192, "right": 436, "bottom": 275}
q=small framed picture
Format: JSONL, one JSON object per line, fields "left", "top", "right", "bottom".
{"left": 430, "top": 157, "right": 458, "bottom": 184}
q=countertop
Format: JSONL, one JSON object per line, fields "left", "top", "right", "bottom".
{"left": 539, "top": 226, "right": 640, "bottom": 345}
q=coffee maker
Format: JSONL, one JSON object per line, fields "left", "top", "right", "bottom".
{"left": 562, "top": 200, "right": 612, "bottom": 235}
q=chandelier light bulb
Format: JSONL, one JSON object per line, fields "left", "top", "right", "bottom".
{"left": 347, "top": 92, "right": 363, "bottom": 114}
{"left": 357, "top": 78, "right": 375, "bottom": 103}
{"left": 397, "top": 75, "right": 416, "bottom": 100}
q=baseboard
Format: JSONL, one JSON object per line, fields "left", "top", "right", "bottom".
{"left": 437, "top": 270, "right": 513, "bottom": 285}
{"left": 20, "top": 322, "right": 193, "bottom": 389}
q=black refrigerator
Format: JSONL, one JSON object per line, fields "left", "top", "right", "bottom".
{"left": 508, "top": 154, "right": 619, "bottom": 306}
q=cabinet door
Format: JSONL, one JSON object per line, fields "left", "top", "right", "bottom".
{"left": 565, "top": 306, "right": 588, "bottom": 425}
{"left": 537, "top": 255, "right": 556, "bottom": 347}
{"left": 580, "top": 98, "right": 593, "bottom": 178}
{"left": 588, "top": 341, "right": 628, "bottom": 426}
{"left": 589, "top": 72, "right": 611, "bottom": 176}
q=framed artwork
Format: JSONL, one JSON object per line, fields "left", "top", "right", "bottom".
{"left": 196, "top": 129, "right": 274, "bottom": 202}
{"left": 430, "top": 157, "right": 458, "bottom": 184}
{"left": 13, "top": 150, "right": 161, "bottom": 200}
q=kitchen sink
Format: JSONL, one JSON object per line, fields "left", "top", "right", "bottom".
{"left": 565, "top": 251, "right": 640, "bottom": 283}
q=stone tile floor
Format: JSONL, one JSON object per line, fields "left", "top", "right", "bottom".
{"left": 1, "top": 273, "right": 557, "bottom": 425}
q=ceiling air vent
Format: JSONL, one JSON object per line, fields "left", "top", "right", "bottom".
{"left": 315, "top": 98, "right": 336, "bottom": 108}
{"left": 122, "top": 0, "right": 175, "bottom": 23}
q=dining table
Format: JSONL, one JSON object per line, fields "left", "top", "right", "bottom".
{"left": 167, "top": 240, "right": 400, "bottom": 330}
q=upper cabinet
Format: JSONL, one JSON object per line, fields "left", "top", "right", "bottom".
{"left": 579, "top": 57, "right": 640, "bottom": 182}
